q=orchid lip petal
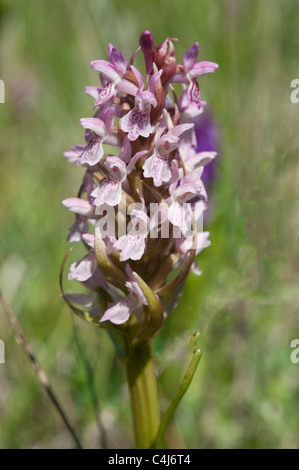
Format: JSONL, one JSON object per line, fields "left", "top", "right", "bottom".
{"left": 114, "top": 235, "right": 147, "bottom": 261}
{"left": 113, "top": 210, "right": 149, "bottom": 261}
{"left": 143, "top": 152, "right": 171, "bottom": 187}
{"left": 121, "top": 108, "right": 153, "bottom": 141}
{"left": 93, "top": 83, "right": 115, "bottom": 107}
{"left": 91, "top": 179, "right": 122, "bottom": 207}
{"left": 76, "top": 136, "right": 104, "bottom": 166}
{"left": 100, "top": 300, "right": 131, "bottom": 325}
{"left": 187, "top": 79, "right": 201, "bottom": 108}
{"left": 68, "top": 252, "right": 97, "bottom": 282}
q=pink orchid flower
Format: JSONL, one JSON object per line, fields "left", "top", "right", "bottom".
{"left": 175, "top": 230, "right": 211, "bottom": 276}
{"left": 76, "top": 104, "right": 119, "bottom": 166}
{"left": 179, "top": 135, "right": 217, "bottom": 172}
{"left": 68, "top": 250, "right": 97, "bottom": 282}
{"left": 91, "top": 157, "right": 127, "bottom": 207}
{"left": 120, "top": 67, "right": 162, "bottom": 141}
{"left": 113, "top": 209, "right": 149, "bottom": 261}
{"left": 143, "top": 109, "right": 193, "bottom": 186}
{"left": 100, "top": 266, "right": 147, "bottom": 325}
{"left": 90, "top": 44, "right": 138, "bottom": 107}
{"left": 62, "top": 173, "right": 97, "bottom": 242}
{"left": 172, "top": 42, "right": 218, "bottom": 116}
{"left": 91, "top": 146, "right": 147, "bottom": 207}
{"left": 168, "top": 184, "right": 199, "bottom": 236}
{"left": 62, "top": 31, "right": 219, "bottom": 337}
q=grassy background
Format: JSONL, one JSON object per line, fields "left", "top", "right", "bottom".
{"left": 0, "top": 0, "right": 299, "bottom": 448}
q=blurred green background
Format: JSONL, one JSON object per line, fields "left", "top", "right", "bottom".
{"left": 0, "top": 0, "right": 299, "bottom": 449}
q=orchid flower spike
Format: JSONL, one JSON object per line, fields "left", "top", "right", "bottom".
{"left": 62, "top": 31, "right": 218, "bottom": 336}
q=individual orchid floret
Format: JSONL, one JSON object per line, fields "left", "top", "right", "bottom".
{"left": 120, "top": 67, "right": 162, "bottom": 141}
{"left": 62, "top": 197, "right": 96, "bottom": 242}
{"left": 179, "top": 135, "right": 217, "bottom": 172}
{"left": 99, "top": 296, "right": 133, "bottom": 325}
{"left": 91, "top": 149, "right": 147, "bottom": 207}
{"left": 168, "top": 184, "right": 199, "bottom": 236}
{"left": 177, "top": 230, "right": 211, "bottom": 257}
{"left": 100, "top": 270, "right": 146, "bottom": 325}
{"left": 90, "top": 44, "right": 138, "bottom": 107}
{"left": 143, "top": 110, "right": 194, "bottom": 186}
{"left": 66, "top": 215, "right": 89, "bottom": 243}
{"left": 113, "top": 209, "right": 149, "bottom": 261}
{"left": 183, "top": 42, "right": 219, "bottom": 79}
{"left": 91, "top": 157, "right": 127, "bottom": 207}
{"left": 178, "top": 87, "right": 206, "bottom": 120}
{"left": 183, "top": 168, "right": 208, "bottom": 201}
{"left": 172, "top": 42, "right": 218, "bottom": 85}
{"left": 68, "top": 250, "right": 97, "bottom": 282}
{"left": 77, "top": 105, "right": 118, "bottom": 166}
{"left": 82, "top": 264, "right": 109, "bottom": 291}
{"left": 172, "top": 42, "right": 218, "bottom": 117}
{"left": 175, "top": 230, "right": 211, "bottom": 276}
{"left": 62, "top": 170, "right": 98, "bottom": 241}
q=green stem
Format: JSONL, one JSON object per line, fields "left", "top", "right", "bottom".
{"left": 125, "top": 339, "right": 160, "bottom": 449}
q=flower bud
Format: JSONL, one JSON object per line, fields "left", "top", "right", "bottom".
{"left": 139, "top": 30, "right": 155, "bottom": 54}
